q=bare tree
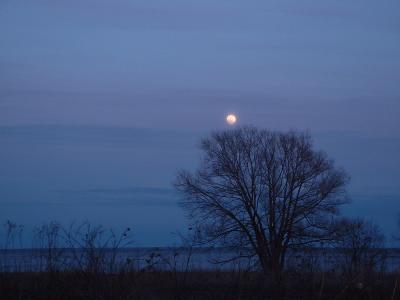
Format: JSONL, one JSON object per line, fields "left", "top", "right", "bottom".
{"left": 33, "top": 221, "right": 63, "bottom": 272}
{"left": 336, "top": 218, "right": 386, "bottom": 279}
{"left": 1, "top": 220, "right": 24, "bottom": 271}
{"left": 62, "top": 221, "right": 133, "bottom": 273}
{"left": 175, "top": 126, "right": 349, "bottom": 277}
{"left": 393, "top": 213, "right": 400, "bottom": 243}
{"left": 2, "top": 220, "right": 24, "bottom": 250}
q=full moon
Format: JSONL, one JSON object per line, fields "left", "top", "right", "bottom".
{"left": 226, "top": 114, "right": 237, "bottom": 125}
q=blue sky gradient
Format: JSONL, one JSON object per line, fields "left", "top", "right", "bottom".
{"left": 0, "top": 1, "right": 399, "bottom": 245}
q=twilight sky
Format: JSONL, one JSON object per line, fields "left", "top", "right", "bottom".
{"left": 0, "top": 0, "right": 399, "bottom": 246}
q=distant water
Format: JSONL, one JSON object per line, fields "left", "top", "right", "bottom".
{"left": 1, "top": 247, "right": 399, "bottom": 273}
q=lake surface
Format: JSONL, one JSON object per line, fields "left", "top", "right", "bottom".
{"left": 1, "top": 247, "right": 399, "bottom": 273}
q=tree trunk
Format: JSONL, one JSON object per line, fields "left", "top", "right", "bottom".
{"left": 258, "top": 247, "right": 284, "bottom": 283}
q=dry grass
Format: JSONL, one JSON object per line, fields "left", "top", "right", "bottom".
{"left": 0, "top": 269, "right": 398, "bottom": 300}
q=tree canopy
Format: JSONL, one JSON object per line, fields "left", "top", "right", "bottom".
{"left": 175, "top": 126, "right": 349, "bottom": 275}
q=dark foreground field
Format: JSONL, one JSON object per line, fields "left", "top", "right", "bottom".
{"left": 1, "top": 270, "right": 399, "bottom": 300}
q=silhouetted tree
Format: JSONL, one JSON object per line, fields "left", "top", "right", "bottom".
{"left": 336, "top": 218, "right": 386, "bottom": 279}
{"left": 175, "top": 126, "right": 349, "bottom": 278}
{"left": 2, "top": 220, "right": 23, "bottom": 250}
{"left": 33, "top": 221, "right": 63, "bottom": 272}
{"left": 393, "top": 214, "right": 400, "bottom": 242}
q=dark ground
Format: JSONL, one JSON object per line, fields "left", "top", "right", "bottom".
{"left": 0, "top": 270, "right": 398, "bottom": 300}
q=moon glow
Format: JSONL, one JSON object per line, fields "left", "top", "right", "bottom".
{"left": 226, "top": 114, "right": 237, "bottom": 125}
